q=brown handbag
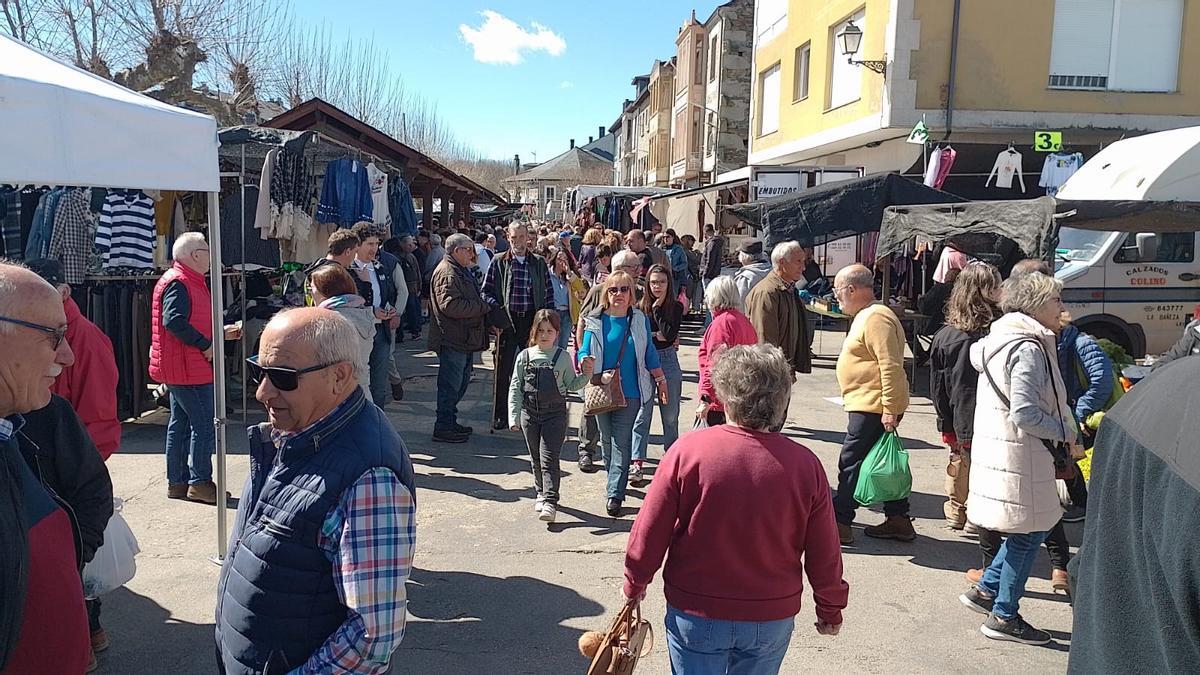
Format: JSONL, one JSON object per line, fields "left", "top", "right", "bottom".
{"left": 585, "top": 599, "right": 654, "bottom": 675}
{"left": 583, "top": 315, "right": 633, "bottom": 416}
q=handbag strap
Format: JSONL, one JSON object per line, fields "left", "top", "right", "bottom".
{"left": 980, "top": 335, "right": 1070, "bottom": 460}
{"left": 609, "top": 312, "right": 633, "bottom": 369}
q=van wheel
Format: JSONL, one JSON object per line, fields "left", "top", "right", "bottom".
{"left": 1082, "top": 323, "right": 1134, "bottom": 357}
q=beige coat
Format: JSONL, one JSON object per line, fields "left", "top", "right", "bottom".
{"left": 745, "top": 270, "right": 811, "bottom": 374}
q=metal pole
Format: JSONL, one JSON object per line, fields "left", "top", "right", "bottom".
{"left": 240, "top": 145, "right": 248, "bottom": 425}
{"left": 208, "top": 190, "right": 229, "bottom": 562}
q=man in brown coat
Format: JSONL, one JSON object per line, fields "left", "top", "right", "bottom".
{"left": 746, "top": 241, "right": 813, "bottom": 377}
{"left": 429, "top": 233, "right": 508, "bottom": 443}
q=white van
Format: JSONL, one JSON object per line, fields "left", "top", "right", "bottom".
{"left": 1054, "top": 127, "right": 1200, "bottom": 357}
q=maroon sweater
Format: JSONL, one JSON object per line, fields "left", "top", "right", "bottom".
{"left": 624, "top": 425, "right": 849, "bottom": 624}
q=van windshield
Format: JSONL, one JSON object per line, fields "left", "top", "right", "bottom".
{"left": 1056, "top": 227, "right": 1113, "bottom": 263}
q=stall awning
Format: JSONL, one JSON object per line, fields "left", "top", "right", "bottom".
{"left": 878, "top": 197, "right": 1200, "bottom": 261}
{"left": 0, "top": 34, "right": 219, "bottom": 191}
{"left": 726, "top": 173, "right": 963, "bottom": 247}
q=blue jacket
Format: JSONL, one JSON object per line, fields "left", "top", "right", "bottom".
{"left": 316, "top": 158, "right": 373, "bottom": 226}
{"left": 215, "top": 388, "right": 415, "bottom": 674}
{"left": 664, "top": 243, "right": 689, "bottom": 285}
{"left": 1057, "top": 324, "right": 1115, "bottom": 422}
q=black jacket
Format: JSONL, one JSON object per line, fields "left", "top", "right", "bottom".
{"left": 929, "top": 324, "right": 984, "bottom": 443}
{"left": 18, "top": 395, "right": 114, "bottom": 565}
{"left": 700, "top": 235, "right": 725, "bottom": 280}
{"left": 1068, "top": 357, "right": 1200, "bottom": 674}
{"left": 1153, "top": 319, "right": 1200, "bottom": 370}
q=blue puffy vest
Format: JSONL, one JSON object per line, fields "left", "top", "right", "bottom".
{"left": 215, "top": 388, "right": 415, "bottom": 674}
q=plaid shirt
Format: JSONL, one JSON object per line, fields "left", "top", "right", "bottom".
{"left": 0, "top": 188, "right": 21, "bottom": 260}
{"left": 482, "top": 254, "right": 554, "bottom": 313}
{"left": 48, "top": 188, "right": 95, "bottom": 284}
{"left": 0, "top": 414, "right": 24, "bottom": 442}
{"left": 295, "top": 467, "right": 415, "bottom": 674}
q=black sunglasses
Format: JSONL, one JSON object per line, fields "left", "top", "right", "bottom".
{"left": 246, "top": 355, "right": 336, "bottom": 391}
{"left": 0, "top": 315, "right": 68, "bottom": 350}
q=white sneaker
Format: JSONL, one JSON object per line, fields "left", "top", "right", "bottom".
{"left": 539, "top": 502, "right": 557, "bottom": 523}
{"left": 534, "top": 494, "right": 544, "bottom": 513}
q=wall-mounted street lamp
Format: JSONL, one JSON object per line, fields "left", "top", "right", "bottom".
{"left": 838, "top": 21, "right": 887, "bottom": 76}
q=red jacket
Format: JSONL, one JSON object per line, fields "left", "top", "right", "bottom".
{"left": 697, "top": 308, "right": 758, "bottom": 412}
{"left": 624, "top": 425, "right": 849, "bottom": 624}
{"left": 149, "top": 262, "right": 213, "bottom": 386}
{"left": 50, "top": 298, "right": 121, "bottom": 459}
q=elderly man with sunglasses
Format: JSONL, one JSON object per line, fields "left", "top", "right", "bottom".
{"left": 149, "top": 233, "right": 242, "bottom": 505}
{"left": 0, "top": 261, "right": 94, "bottom": 675}
{"left": 217, "top": 307, "right": 416, "bottom": 675}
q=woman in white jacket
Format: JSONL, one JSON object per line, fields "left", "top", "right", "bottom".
{"left": 959, "top": 271, "right": 1079, "bottom": 646}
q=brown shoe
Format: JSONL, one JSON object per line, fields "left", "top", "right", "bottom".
{"left": 187, "top": 481, "right": 218, "bottom": 504}
{"left": 965, "top": 568, "right": 983, "bottom": 584}
{"left": 864, "top": 516, "right": 917, "bottom": 542}
{"left": 1052, "top": 568, "right": 1071, "bottom": 596}
{"left": 90, "top": 629, "right": 109, "bottom": 652}
{"left": 86, "top": 650, "right": 97, "bottom": 673}
{"left": 837, "top": 522, "right": 854, "bottom": 545}
{"left": 167, "top": 483, "right": 189, "bottom": 500}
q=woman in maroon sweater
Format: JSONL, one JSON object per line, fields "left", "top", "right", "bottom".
{"left": 623, "top": 343, "right": 849, "bottom": 674}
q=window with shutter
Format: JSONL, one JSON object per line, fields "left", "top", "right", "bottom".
{"left": 828, "top": 10, "right": 865, "bottom": 109}
{"left": 1049, "top": 0, "right": 1182, "bottom": 92}
{"left": 758, "top": 63, "right": 781, "bottom": 136}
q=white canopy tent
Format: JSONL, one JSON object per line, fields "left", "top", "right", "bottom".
{"left": 1, "top": 35, "right": 232, "bottom": 557}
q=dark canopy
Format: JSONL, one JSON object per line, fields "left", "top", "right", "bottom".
{"left": 725, "top": 173, "right": 964, "bottom": 247}
{"left": 878, "top": 196, "right": 1200, "bottom": 262}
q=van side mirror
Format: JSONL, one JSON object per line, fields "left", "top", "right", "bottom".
{"left": 1136, "top": 233, "right": 1158, "bottom": 262}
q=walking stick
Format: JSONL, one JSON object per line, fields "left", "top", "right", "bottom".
{"left": 490, "top": 333, "right": 500, "bottom": 433}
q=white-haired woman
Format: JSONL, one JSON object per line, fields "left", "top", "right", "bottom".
{"left": 624, "top": 344, "right": 848, "bottom": 674}
{"left": 696, "top": 275, "right": 758, "bottom": 427}
{"left": 960, "top": 271, "right": 1081, "bottom": 646}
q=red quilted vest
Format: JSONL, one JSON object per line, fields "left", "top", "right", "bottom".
{"left": 149, "top": 261, "right": 214, "bottom": 386}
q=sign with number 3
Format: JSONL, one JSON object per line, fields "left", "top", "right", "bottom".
{"left": 1034, "top": 131, "right": 1063, "bottom": 152}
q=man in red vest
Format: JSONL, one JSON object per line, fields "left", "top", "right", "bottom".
{"left": 149, "top": 233, "right": 240, "bottom": 504}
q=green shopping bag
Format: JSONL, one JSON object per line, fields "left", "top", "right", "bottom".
{"left": 853, "top": 431, "right": 913, "bottom": 505}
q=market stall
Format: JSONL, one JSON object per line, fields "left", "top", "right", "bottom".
{"left": 0, "top": 34, "right": 225, "bottom": 550}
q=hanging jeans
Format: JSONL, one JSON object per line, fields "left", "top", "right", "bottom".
{"left": 978, "top": 531, "right": 1050, "bottom": 620}
{"left": 596, "top": 399, "right": 641, "bottom": 502}
{"left": 665, "top": 605, "right": 795, "bottom": 675}
{"left": 165, "top": 383, "right": 215, "bottom": 485}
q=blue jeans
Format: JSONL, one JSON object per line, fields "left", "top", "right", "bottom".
{"left": 369, "top": 324, "right": 393, "bottom": 406}
{"left": 630, "top": 397, "right": 655, "bottom": 463}
{"left": 656, "top": 347, "right": 682, "bottom": 452}
{"left": 403, "top": 294, "right": 422, "bottom": 333}
{"left": 596, "top": 399, "right": 640, "bottom": 501}
{"left": 435, "top": 348, "right": 473, "bottom": 432}
{"left": 665, "top": 605, "right": 795, "bottom": 675}
{"left": 557, "top": 309, "right": 571, "bottom": 350}
{"left": 978, "top": 530, "right": 1049, "bottom": 620}
{"left": 165, "top": 383, "right": 215, "bottom": 485}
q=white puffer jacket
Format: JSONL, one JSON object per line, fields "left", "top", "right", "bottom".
{"left": 967, "top": 312, "right": 1077, "bottom": 534}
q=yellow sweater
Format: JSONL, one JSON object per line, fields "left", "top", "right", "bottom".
{"left": 836, "top": 304, "right": 910, "bottom": 415}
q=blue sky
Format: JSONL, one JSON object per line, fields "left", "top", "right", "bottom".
{"left": 290, "top": 1, "right": 725, "bottom": 161}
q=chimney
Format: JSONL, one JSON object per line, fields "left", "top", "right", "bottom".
{"left": 588, "top": 136, "right": 594, "bottom": 144}
{"left": 570, "top": 139, "right": 575, "bottom": 149}
{"left": 599, "top": 125, "right": 606, "bottom": 139}
{"left": 513, "top": 154, "right": 520, "bottom": 175}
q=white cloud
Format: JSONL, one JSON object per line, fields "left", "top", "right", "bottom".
{"left": 560, "top": 80, "right": 574, "bottom": 89}
{"left": 459, "top": 10, "right": 566, "bottom": 65}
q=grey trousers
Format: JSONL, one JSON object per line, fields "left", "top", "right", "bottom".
{"left": 578, "top": 408, "right": 600, "bottom": 456}
{"left": 521, "top": 410, "right": 568, "bottom": 503}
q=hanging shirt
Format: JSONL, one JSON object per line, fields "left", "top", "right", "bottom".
{"left": 986, "top": 150, "right": 1025, "bottom": 192}
{"left": 367, "top": 163, "right": 392, "bottom": 234}
{"left": 95, "top": 189, "right": 156, "bottom": 268}
{"left": 0, "top": 187, "right": 23, "bottom": 259}
{"left": 933, "top": 146, "right": 957, "bottom": 189}
{"left": 1039, "top": 152, "right": 1085, "bottom": 196}
{"left": 923, "top": 147, "right": 942, "bottom": 187}
{"left": 47, "top": 188, "right": 94, "bottom": 284}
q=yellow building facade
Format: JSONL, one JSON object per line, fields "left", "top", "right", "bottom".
{"left": 749, "top": 0, "right": 1200, "bottom": 175}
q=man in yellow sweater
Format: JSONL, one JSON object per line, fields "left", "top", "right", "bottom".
{"left": 833, "top": 264, "right": 913, "bottom": 545}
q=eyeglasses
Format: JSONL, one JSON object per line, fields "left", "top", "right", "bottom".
{"left": 246, "top": 355, "right": 336, "bottom": 391}
{"left": 0, "top": 315, "right": 68, "bottom": 350}
{"left": 607, "top": 285, "right": 632, "bottom": 295}
{"left": 833, "top": 285, "right": 854, "bottom": 294}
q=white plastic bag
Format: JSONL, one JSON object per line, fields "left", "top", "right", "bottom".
{"left": 82, "top": 498, "right": 140, "bottom": 598}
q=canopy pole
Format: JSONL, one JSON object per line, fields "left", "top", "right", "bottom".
{"left": 240, "top": 145, "right": 248, "bottom": 425}
{"left": 209, "top": 190, "right": 229, "bottom": 563}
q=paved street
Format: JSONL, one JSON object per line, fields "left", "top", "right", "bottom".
{"left": 96, "top": 323, "right": 1074, "bottom": 674}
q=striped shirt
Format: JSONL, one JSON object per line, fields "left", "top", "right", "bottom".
{"left": 95, "top": 190, "right": 155, "bottom": 268}
{"left": 298, "top": 466, "right": 415, "bottom": 674}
